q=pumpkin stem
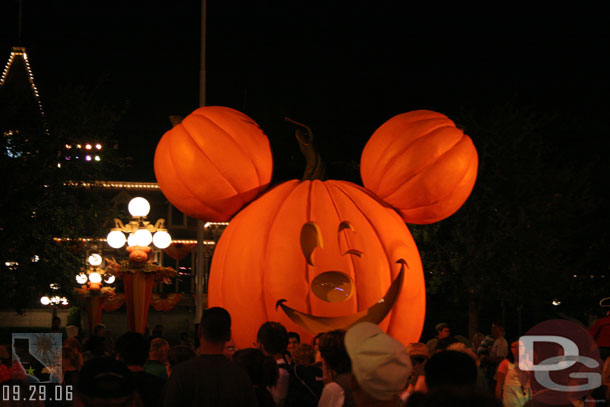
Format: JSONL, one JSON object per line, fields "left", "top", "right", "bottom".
{"left": 285, "top": 117, "right": 327, "bottom": 181}
{"left": 169, "top": 115, "right": 184, "bottom": 127}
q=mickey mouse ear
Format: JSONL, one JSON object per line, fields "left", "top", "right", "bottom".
{"left": 154, "top": 106, "right": 273, "bottom": 222}
{"left": 360, "top": 110, "right": 478, "bottom": 224}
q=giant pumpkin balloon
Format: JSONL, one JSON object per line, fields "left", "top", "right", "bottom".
{"left": 361, "top": 110, "right": 478, "bottom": 224}
{"left": 208, "top": 179, "right": 426, "bottom": 348}
{"left": 154, "top": 106, "right": 273, "bottom": 221}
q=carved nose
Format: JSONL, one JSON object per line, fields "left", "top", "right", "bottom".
{"left": 311, "top": 272, "right": 353, "bottom": 303}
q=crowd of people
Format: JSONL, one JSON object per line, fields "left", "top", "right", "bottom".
{"left": 1, "top": 311, "right": 610, "bottom": 407}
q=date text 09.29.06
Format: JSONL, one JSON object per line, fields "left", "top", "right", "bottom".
{"left": 2, "top": 384, "right": 73, "bottom": 402}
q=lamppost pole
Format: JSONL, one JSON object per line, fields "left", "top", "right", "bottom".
{"left": 194, "top": 0, "right": 207, "bottom": 326}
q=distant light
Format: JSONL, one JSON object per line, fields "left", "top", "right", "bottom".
{"left": 95, "top": 144, "right": 102, "bottom": 150}
{"left": 128, "top": 197, "right": 150, "bottom": 217}
{"left": 57, "top": 163, "right": 61, "bottom": 168}
{"left": 31, "top": 255, "right": 40, "bottom": 262}
{"left": 60, "top": 297, "right": 69, "bottom": 305}
{"left": 76, "top": 144, "right": 81, "bottom": 149}
{"left": 552, "top": 299, "right": 561, "bottom": 306}
{"left": 85, "top": 144, "right": 92, "bottom": 150}
{"left": 40, "top": 296, "right": 50, "bottom": 305}
{"left": 103, "top": 274, "right": 115, "bottom": 284}
{"left": 65, "top": 144, "right": 72, "bottom": 149}
{"left": 88, "top": 253, "right": 102, "bottom": 266}
{"left": 49, "top": 283, "right": 60, "bottom": 290}
{"left": 5, "top": 261, "right": 18, "bottom": 269}
{"left": 94, "top": 155, "right": 101, "bottom": 161}
{"left": 107, "top": 230, "right": 126, "bottom": 249}
{"left": 85, "top": 155, "right": 92, "bottom": 161}
{"left": 89, "top": 272, "right": 102, "bottom": 284}
{"left": 76, "top": 273, "right": 88, "bottom": 284}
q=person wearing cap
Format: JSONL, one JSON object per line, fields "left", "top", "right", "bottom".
{"left": 344, "top": 322, "right": 413, "bottom": 407}
{"left": 425, "top": 323, "right": 450, "bottom": 354}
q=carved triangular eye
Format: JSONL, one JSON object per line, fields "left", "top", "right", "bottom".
{"left": 300, "top": 222, "right": 323, "bottom": 266}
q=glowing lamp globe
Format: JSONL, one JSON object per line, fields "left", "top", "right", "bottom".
{"left": 128, "top": 197, "right": 151, "bottom": 217}
{"left": 134, "top": 229, "right": 153, "bottom": 247}
{"left": 40, "top": 296, "right": 50, "bottom": 305}
{"left": 107, "top": 230, "right": 126, "bottom": 248}
{"left": 76, "top": 273, "right": 88, "bottom": 284}
{"left": 89, "top": 272, "right": 102, "bottom": 284}
{"left": 103, "top": 274, "right": 116, "bottom": 284}
{"left": 88, "top": 253, "right": 102, "bottom": 266}
{"left": 153, "top": 230, "right": 171, "bottom": 249}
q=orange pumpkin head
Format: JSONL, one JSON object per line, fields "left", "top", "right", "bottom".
{"left": 127, "top": 246, "right": 150, "bottom": 264}
{"left": 208, "top": 179, "right": 426, "bottom": 348}
{"left": 360, "top": 110, "right": 478, "bottom": 224}
{"left": 154, "top": 106, "right": 273, "bottom": 221}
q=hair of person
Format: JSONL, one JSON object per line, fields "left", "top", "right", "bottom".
{"left": 116, "top": 331, "right": 148, "bottom": 366}
{"left": 256, "top": 321, "right": 288, "bottom": 355}
{"left": 233, "top": 347, "right": 279, "bottom": 388}
{"left": 288, "top": 331, "right": 301, "bottom": 343}
{"left": 149, "top": 337, "right": 169, "bottom": 353}
{"left": 506, "top": 337, "right": 521, "bottom": 364}
{"left": 93, "top": 323, "right": 106, "bottom": 335}
{"left": 76, "top": 357, "right": 136, "bottom": 406}
{"left": 200, "top": 307, "right": 232, "bottom": 343}
{"left": 318, "top": 330, "right": 351, "bottom": 375}
{"left": 424, "top": 350, "right": 478, "bottom": 390}
{"left": 435, "top": 322, "right": 449, "bottom": 332}
{"left": 313, "top": 332, "right": 324, "bottom": 346}
{"left": 292, "top": 343, "right": 316, "bottom": 366}
{"left": 168, "top": 345, "right": 196, "bottom": 368}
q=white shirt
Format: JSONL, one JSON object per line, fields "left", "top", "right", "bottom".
{"left": 318, "top": 382, "right": 344, "bottom": 407}
{"left": 269, "top": 357, "right": 290, "bottom": 406}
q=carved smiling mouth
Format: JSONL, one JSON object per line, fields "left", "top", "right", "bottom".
{"left": 276, "top": 260, "right": 406, "bottom": 335}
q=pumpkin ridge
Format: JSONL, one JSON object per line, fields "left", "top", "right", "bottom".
{"left": 161, "top": 141, "right": 229, "bottom": 219}
{"left": 330, "top": 181, "right": 396, "bottom": 314}
{"left": 305, "top": 180, "right": 314, "bottom": 314}
{"left": 370, "top": 118, "right": 452, "bottom": 191}
{"left": 384, "top": 136, "right": 476, "bottom": 207}
{"left": 322, "top": 181, "right": 361, "bottom": 314}
{"left": 193, "top": 112, "right": 268, "bottom": 186}
{"left": 262, "top": 180, "right": 305, "bottom": 319}
{"left": 399, "top": 149, "right": 478, "bottom": 222}
{"left": 177, "top": 121, "right": 247, "bottom": 208}
{"left": 379, "top": 129, "right": 466, "bottom": 200}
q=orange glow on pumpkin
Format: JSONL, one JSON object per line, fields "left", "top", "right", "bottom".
{"left": 361, "top": 110, "right": 478, "bottom": 224}
{"left": 154, "top": 106, "right": 273, "bottom": 221}
{"left": 208, "top": 179, "right": 426, "bottom": 348}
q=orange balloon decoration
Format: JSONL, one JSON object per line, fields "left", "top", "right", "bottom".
{"left": 208, "top": 180, "right": 426, "bottom": 348}
{"left": 360, "top": 110, "right": 478, "bottom": 224}
{"left": 154, "top": 106, "right": 273, "bottom": 221}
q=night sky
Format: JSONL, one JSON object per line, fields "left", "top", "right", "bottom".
{"left": 1, "top": 2, "right": 608, "bottom": 182}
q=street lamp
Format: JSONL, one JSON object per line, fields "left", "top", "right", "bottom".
{"left": 106, "top": 197, "right": 171, "bottom": 249}
{"left": 76, "top": 253, "right": 115, "bottom": 285}
{"left": 40, "top": 283, "right": 69, "bottom": 307}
